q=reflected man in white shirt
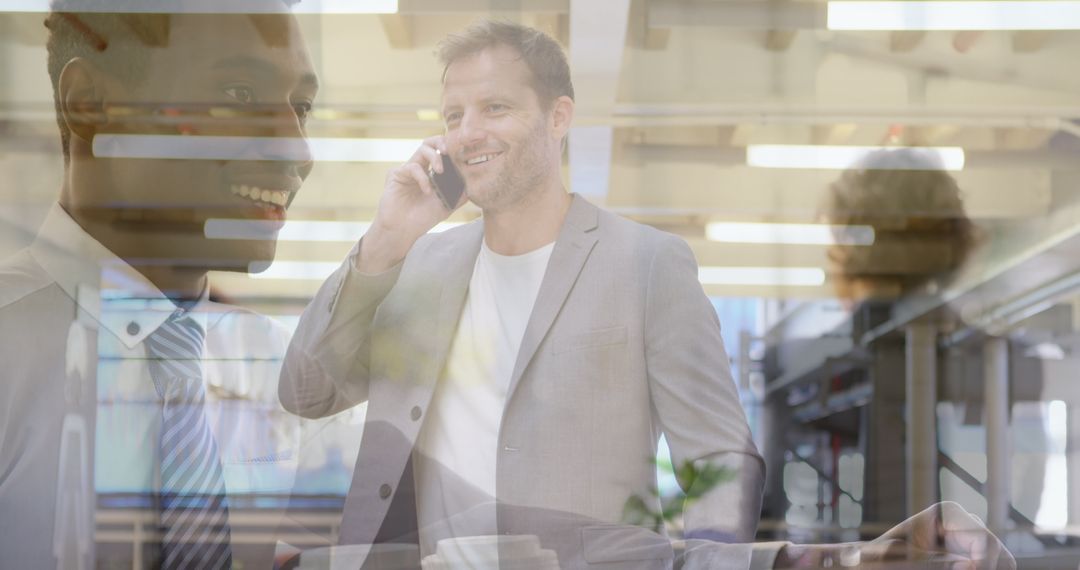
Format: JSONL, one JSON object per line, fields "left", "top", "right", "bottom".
{"left": 0, "top": 2, "right": 321, "bottom": 568}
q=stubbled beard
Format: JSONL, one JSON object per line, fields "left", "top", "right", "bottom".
{"left": 467, "top": 122, "right": 550, "bottom": 213}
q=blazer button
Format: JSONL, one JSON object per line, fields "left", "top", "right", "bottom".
{"left": 379, "top": 484, "right": 392, "bottom": 499}
{"left": 410, "top": 406, "right": 422, "bottom": 421}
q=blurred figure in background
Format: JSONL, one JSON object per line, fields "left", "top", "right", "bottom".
{"left": 771, "top": 149, "right": 1025, "bottom": 568}
{"left": 825, "top": 149, "right": 1045, "bottom": 532}
{"left": 824, "top": 149, "right": 978, "bottom": 311}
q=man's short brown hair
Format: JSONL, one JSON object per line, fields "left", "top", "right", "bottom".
{"left": 437, "top": 19, "right": 574, "bottom": 109}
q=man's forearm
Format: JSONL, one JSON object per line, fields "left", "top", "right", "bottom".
{"left": 355, "top": 225, "right": 417, "bottom": 275}
{"left": 279, "top": 246, "right": 402, "bottom": 417}
{"left": 774, "top": 544, "right": 824, "bottom": 568}
{"left": 774, "top": 543, "right": 863, "bottom": 569}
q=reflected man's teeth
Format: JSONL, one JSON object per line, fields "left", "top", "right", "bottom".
{"left": 467, "top": 154, "right": 497, "bottom": 165}
{"left": 229, "top": 184, "right": 290, "bottom": 206}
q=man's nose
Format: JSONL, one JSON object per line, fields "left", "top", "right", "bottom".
{"left": 457, "top": 111, "right": 487, "bottom": 147}
{"left": 256, "top": 106, "right": 313, "bottom": 167}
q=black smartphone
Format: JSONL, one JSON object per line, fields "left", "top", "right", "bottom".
{"left": 430, "top": 152, "right": 466, "bottom": 210}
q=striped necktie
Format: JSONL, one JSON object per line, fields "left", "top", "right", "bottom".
{"left": 146, "top": 313, "right": 233, "bottom": 570}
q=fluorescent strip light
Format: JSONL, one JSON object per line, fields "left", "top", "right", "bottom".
{"left": 204, "top": 219, "right": 291, "bottom": 241}
{"left": 307, "top": 138, "right": 420, "bottom": 163}
{"left": 416, "top": 109, "right": 443, "bottom": 122}
{"left": 746, "top": 145, "right": 964, "bottom": 171}
{"left": 706, "top": 222, "right": 875, "bottom": 246}
{"left": 2, "top": 0, "right": 397, "bottom": 13}
{"left": 298, "top": 0, "right": 398, "bottom": 13}
{"left": 278, "top": 220, "right": 371, "bottom": 242}
{"left": 698, "top": 267, "right": 826, "bottom": 286}
{"left": 251, "top": 261, "right": 826, "bottom": 284}
{"left": 94, "top": 135, "right": 421, "bottom": 163}
{"left": 827, "top": 1, "right": 1080, "bottom": 31}
{"left": 250, "top": 261, "right": 341, "bottom": 280}
{"left": 206, "top": 220, "right": 465, "bottom": 242}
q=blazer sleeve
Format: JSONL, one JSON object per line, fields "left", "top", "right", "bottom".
{"left": 643, "top": 234, "right": 766, "bottom": 544}
{"left": 676, "top": 540, "right": 787, "bottom": 570}
{"left": 278, "top": 241, "right": 402, "bottom": 419}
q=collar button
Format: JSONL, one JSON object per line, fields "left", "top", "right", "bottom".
{"left": 126, "top": 321, "right": 141, "bottom": 336}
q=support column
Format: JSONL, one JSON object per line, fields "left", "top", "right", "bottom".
{"left": 984, "top": 336, "right": 1011, "bottom": 536}
{"left": 1068, "top": 406, "right": 1080, "bottom": 528}
{"left": 568, "top": 0, "right": 630, "bottom": 202}
{"left": 906, "top": 323, "right": 938, "bottom": 517}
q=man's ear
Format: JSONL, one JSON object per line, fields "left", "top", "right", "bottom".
{"left": 58, "top": 57, "right": 108, "bottom": 145}
{"left": 549, "top": 95, "right": 574, "bottom": 141}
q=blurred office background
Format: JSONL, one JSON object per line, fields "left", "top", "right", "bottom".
{"left": 4, "top": 0, "right": 1080, "bottom": 567}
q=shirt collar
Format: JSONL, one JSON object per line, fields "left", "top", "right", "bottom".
{"left": 30, "top": 203, "right": 211, "bottom": 349}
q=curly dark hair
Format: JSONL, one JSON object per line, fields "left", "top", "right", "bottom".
{"left": 823, "top": 149, "right": 978, "bottom": 296}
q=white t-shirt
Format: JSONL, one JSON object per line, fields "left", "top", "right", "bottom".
{"left": 414, "top": 239, "right": 555, "bottom": 557}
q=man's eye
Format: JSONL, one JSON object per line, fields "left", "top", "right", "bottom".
{"left": 487, "top": 104, "right": 507, "bottom": 113}
{"left": 223, "top": 85, "right": 256, "bottom": 105}
{"left": 445, "top": 113, "right": 462, "bottom": 125}
{"left": 294, "top": 102, "right": 313, "bottom": 123}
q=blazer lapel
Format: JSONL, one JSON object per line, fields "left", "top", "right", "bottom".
{"left": 505, "top": 195, "right": 599, "bottom": 402}
{"left": 429, "top": 222, "right": 484, "bottom": 386}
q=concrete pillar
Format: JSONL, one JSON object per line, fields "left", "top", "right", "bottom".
{"left": 984, "top": 336, "right": 1011, "bottom": 536}
{"left": 865, "top": 340, "right": 907, "bottom": 524}
{"left": 1066, "top": 405, "right": 1080, "bottom": 528}
{"left": 906, "top": 323, "right": 938, "bottom": 516}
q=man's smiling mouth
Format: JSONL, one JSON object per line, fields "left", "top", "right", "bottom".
{"left": 229, "top": 184, "right": 291, "bottom": 207}
{"left": 465, "top": 152, "right": 502, "bottom": 166}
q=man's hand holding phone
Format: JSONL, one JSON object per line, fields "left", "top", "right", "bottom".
{"left": 356, "top": 136, "right": 468, "bottom": 274}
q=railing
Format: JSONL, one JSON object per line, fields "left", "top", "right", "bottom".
{"left": 95, "top": 509, "right": 342, "bottom": 569}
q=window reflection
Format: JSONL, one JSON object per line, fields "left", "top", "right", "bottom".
{"left": 0, "top": 2, "right": 1077, "bottom": 569}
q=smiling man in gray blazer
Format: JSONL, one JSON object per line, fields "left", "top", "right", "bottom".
{"left": 279, "top": 21, "right": 1012, "bottom": 570}
{"left": 280, "top": 19, "right": 762, "bottom": 569}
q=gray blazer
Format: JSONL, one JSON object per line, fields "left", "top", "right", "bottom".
{"left": 280, "top": 195, "right": 766, "bottom": 569}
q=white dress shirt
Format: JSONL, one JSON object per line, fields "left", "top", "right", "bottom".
{"left": 0, "top": 204, "right": 307, "bottom": 569}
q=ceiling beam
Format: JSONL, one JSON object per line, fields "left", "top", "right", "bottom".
{"left": 397, "top": 0, "right": 567, "bottom": 13}
{"left": 527, "top": 12, "right": 570, "bottom": 45}
{"left": 825, "top": 33, "right": 1080, "bottom": 99}
{"left": 764, "top": 30, "right": 798, "bottom": 52}
{"left": 951, "top": 30, "right": 983, "bottom": 53}
{"left": 643, "top": 27, "right": 671, "bottom": 51}
{"left": 811, "top": 124, "right": 857, "bottom": 145}
{"left": 1012, "top": 31, "right": 1053, "bottom": 53}
{"left": 1, "top": 13, "right": 46, "bottom": 45}
{"left": 907, "top": 125, "right": 960, "bottom": 146}
{"left": 606, "top": 161, "right": 1053, "bottom": 220}
{"left": 624, "top": 143, "right": 1080, "bottom": 171}
{"left": 568, "top": 0, "right": 630, "bottom": 202}
{"left": 992, "top": 127, "right": 1056, "bottom": 151}
{"left": 649, "top": 0, "right": 824, "bottom": 29}
{"left": 890, "top": 31, "right": 926, "bottom": 53}
{"left": 628, "top": 0, "right": 671, "bottom": 51}
{"left": 378, "top": 14, "right": 414, "bottom": 49}
{"left": 762, "top": 0, "right": 800, "bottom": 52}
